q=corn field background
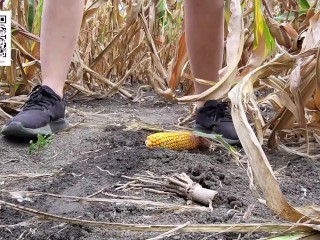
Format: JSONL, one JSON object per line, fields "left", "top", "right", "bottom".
{"left": 1, "top": 0, "right": 320, "bottom": 238}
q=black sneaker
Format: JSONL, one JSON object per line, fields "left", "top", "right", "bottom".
{"left": 1, "top": 85, "right": 69, "bottom": 138}
{"left": 194, "top": 100, "right": 241, "bottom": 146}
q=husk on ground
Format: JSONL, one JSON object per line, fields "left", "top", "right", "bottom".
{"left": 1, "top": 0, "right": 320, "bottom": 234}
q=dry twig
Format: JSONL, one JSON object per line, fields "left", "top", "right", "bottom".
{"left": 0, "top": 199, "right": 318, "bottom": 233}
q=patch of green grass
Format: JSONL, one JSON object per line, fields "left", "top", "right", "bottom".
{"left": 29, "top": 134, "right": 54, "bottom": 155}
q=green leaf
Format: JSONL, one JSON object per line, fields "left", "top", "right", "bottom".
{"left": 156, "top": 0, "right": 179, "bottom": 43}
{"left": 253, "top": 0, "right": 275, "bottom": 56}
{"left": 33, "top": 0, "right": 43, "bottom": 36}
{"left": 224, "top": 0, "right": 231, "bottom": 25}
{"left": 28, "top": 140, "right": 36, "bottom": 155}
{"left": 274, "top": 12, "right": 296, "bottom": 21}
{"left": 28, "top": 134, "right": 54, "bottom": 155}
{"left": 192, "top": 131, "right": 239, "bottom": 156}
{"left": 27, "top": 0, "right": 35, "bottom": 32}
{"left": 299, "top": 0, "right": 310, "bottom": 11}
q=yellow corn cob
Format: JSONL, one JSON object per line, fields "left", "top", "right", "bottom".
{"left": 145, "top": 132, "right": 200, "bottom": 150}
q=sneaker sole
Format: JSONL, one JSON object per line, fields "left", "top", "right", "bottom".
{"left": 1, "top": 119, "right": 70, "bottom": 138}
{"left": 194, "top": 124, "right": 242, "bottom": 147}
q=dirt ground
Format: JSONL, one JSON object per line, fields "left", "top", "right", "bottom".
{"left": 0, "top": 94, "right": 320, "bottom": 240}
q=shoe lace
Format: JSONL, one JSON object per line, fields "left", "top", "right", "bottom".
{"left": 203, "top": 102, "right": 232, "bottom": 122}
{"left": 22, "top": 86, "right": 59, "bottom": 111}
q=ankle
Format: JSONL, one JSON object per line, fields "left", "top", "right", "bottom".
{"left": 196, "top": 101, "right": 205, "bottom": 109}
{"left": 41, "top": 84, "right": 64, "bottom": 98}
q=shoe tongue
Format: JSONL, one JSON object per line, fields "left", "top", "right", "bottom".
{"left": 40, "top": 86, "right": 61, "bottom": 100}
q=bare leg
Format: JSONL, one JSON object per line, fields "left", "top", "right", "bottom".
{"left": 184, "top": 0, "right": 224, "bottom": 107}
{"left": 40, "top": 0, "right": 84, "bottom": 97}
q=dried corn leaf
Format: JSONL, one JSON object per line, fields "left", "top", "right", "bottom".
{"left": 229, "top": 53, "right": 320, "bottom": 223}
{"left": 168, "top": 31, "right": 188, "bottom": 91}
{"left": 302, "top": 12, "right": 320, "bottom": 52}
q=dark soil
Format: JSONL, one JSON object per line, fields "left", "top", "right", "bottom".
{"left": 0, "top": 96, "right": 319, "bottom": 240}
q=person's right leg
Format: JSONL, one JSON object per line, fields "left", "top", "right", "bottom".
{"left": 185, "top": 0, "right": 240, "bottom": 146}
{"left": 1, "top": 0, "right": 84, "bottom": 138}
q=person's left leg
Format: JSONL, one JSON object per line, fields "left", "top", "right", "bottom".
{"left": 184, "top": 0, "right": 224, "bottom": 108}
{"left": 184, "top": 0, "right": 240, "bottom": 146}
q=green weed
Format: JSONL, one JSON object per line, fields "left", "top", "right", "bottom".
{"left": 29, "top": 134, "right": 54, "bottom": 155}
